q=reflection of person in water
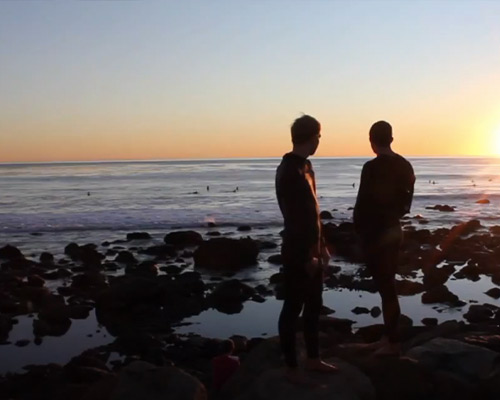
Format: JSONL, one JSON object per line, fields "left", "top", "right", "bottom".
{"left": 275, "top": 115, "right": 337, "bottom": 384}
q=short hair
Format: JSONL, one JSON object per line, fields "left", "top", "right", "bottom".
{"left": 369, "top": 121, "right": 393, "bottom": 147}
{"left": 291, "top": 115, "right": 320, "bottom": 145}
{"left": 220, "top": 339, "right": 235, "bottom": 354}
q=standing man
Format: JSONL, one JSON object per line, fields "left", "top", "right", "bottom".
{"left": 275, "top": 115, "right": 337, "bottom": 383}
{"left": 354, "top": 121, "right": 415, "bottom": 355}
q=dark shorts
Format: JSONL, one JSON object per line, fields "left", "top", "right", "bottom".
{"left": 362, "top": 225, "right": 403, "bottom": 279}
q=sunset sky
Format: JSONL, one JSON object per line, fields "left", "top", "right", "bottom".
{"left": 1, "top": 1, "right": 500, "bottom": 162}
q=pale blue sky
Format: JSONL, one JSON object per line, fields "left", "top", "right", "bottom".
{"left": 1, "top": 1, "right": 500, "bottom": 161}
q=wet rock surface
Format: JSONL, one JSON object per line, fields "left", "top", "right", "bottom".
{"left": 3, "top": 222, "right": 500, "bottom": 398}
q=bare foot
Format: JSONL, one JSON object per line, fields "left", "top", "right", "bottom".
{"left": 373, "top": 342, "right": 401, "bottom": 357}
{"left": 304, "top": 358, "right": 338, "bottom": 373}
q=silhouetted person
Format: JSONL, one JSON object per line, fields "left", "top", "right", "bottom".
{"left": 275, "top": 115, "right": 337, "bottom": 383}
{"left": 207, "top": 185, "right": 210, "bottom": 191}
{"left": 212, "top": 339, "right": 240, "bottom": 393}
{"left": 354, "top": 121, "right": 415, "bottom": 356}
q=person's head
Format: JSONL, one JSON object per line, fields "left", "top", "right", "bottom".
{"left": 220, "top": 339, "right": 235, "bottom": 355}
{"left": 369, "top": 120, "right": 393, "bottom": 154}
{"left": 291, "top": 115, "right": 321, "bottom": 156}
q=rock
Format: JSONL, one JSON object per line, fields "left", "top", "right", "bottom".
{"left": 0, "top": 245, "right": 23, "bottom": 259}
{"left": 421, "top": 285, "right": 465, "bottom": 307}
{"left": 164, "top": 231, "right": 203, "bottom": 247}
{"left": 194, "top": 237, "right": 258, "bottom": 270}
{"left": 396, "top": 279, "right": 425, "bottom": 296}
{"left": 422, "top": 264, "right": 455, "bottom": 288}
{"left": 33, "top": 317, "right": 71, "bottom": 337}
{"left": 454, "top": 263, "right": 481, "bottom": 281}
{"left": 463, "top": 304, "right": 495, "bottom": 323}
{"left": 209, "top": 279, "right": 255, "bottom": 314}
{"left": 0, "top": 314, "right": 13, "bottom": 342}
{"left": 370, "top": 307, "right": 381, "bottom": 318}
{"left": 65, "top": 242, "right": 81, "bottom": 259}
{"left": 175, "top": 271, "right": 206, "bottom": 295}
{"left": 27, "top": 274, "right": 45, "bottom": 287}
{"left": 425, "top": 205, "right": 455, "bottom": 212}
{"left": 237, "top": 225, "right": 252, "bottom": 232}
{"left": 320, "top": 210, "right": 333, "bottom": 220}
{"left": 407, "top": 338, "right": 500, "bottom": 382}
{"left": 489, "top": 226, "right": 500, "bottom": 235}
{"left": 269, "top": 273, "right": 283, "bottom": 285}
{"left": 79, "top": 244, "right": 104, "bottom": 266}
{"left": 206, "top": 231, "right": 221, "bottom": 237}
{"left": 257, "top": 241, "right": 278, "bottom": 250}
{"left": 352, "top": 307, "right": 370, "bottom": 315}
{"left": 267, "top": 254, "right": 282, "bottom": 265}
{"left": 476, "top": 198, "right": 490, "bottom": 204}
{"left": 220, "top": 338, "right": 374, "bottom": 400}
{"left": 139, "top": 244, "right": 176, "bottom": 257}
{"left": 421, "top": 318, "right": 438, "bottom": 327}
{"left": 126, "top": 232, "right": 152, "bottom": 241}
{"left": 1, "top": 257, "right": 36, "bottom": 270}
{"left": 71, "top": 272, "right": 108, "bottom": 291}
{"left": 15, "top": 339, "right": 30, "bottom": 347}
{"left": 485, "top": 288, "right": 500, "bottom": 299}
{"left": 160, "top": 265, "right": 183, "bottom": 274}
{"left": 39, "top": 252, "right": 54, "bottom": 264}
{"left": 115, "top": 251, "right": 137, "bottom": 265}
{"left": 110, "top": 360, "right": 207, "bottom": 400}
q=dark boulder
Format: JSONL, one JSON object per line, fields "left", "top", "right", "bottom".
{"left": 320, "top": 210, "right": 333, "bottom": 220}
{"left": 115, "top": 251, "right": 137, "bottom": 265}
{"left": 396, "top": 279, "right": 425, "bottom": 296}
{"left": 237, "top": 225, "right": 252, "bottom": 232}
{"left": 421, "top": 285, "right": 465, "bottom": 307}
{"left": 126, "top": 232, "right": 152, "bottom": 241}
{"left": 0, "top": 245, "right": 23, "bottom": 259}
{"left": 64, "top": 242, "right": 81, "bottom": 260}
{"left": 139, "top": 244, "right": 176, "bottom": 257}
{"left": 464, "top": 304, "right": 495, "bottom": 323}
{"left": 209, "top": 279, "right": 256, "bottom": 314}
{"left": 352, "top": 307, "right": 370, "bottom": 315}
{"left": 39, "top": 252, "right": 54, "bottom": 265}
{"left": 425, "top": 205, "right": 455, "bottom": 212}
{"left": 164, "top": 231, "right": 203, "bottom": 247}
{"left": 194, "top": 237, "right": 259, "bottom": 270}
{"left": 485, "top": 287, "right": 500, "bottom": 299}
{"left": 267, "top": 254, "right": 282, "bottom": 265}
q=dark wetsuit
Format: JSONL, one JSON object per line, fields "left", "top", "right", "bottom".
{"left": 354, "top": 153, "right": 415, "bottom": 342}
{"left": 275, "top": 152, "right": 323, "bottom": 368}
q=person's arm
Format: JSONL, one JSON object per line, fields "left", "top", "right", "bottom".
{"left": 353, "top": 163, "right": 370, "bottom": 234}
{"left": 400, "top": 162, "right": 415, "bottom": 216}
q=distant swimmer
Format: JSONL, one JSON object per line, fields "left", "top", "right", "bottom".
{"left": 207, "top": 185, "right": 210, "bottom": 191}
{"left": 87, "top": 192, "right": 90, "bottom": 196}
{"left": 352, "top": 183, "right": 355, "bottom": 188}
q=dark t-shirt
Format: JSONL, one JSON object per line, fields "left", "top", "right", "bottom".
{"left": 353, "top": 153, "right": 415, "bottom": 236}
{"left": 275, "top": 153, "right": 321, "bottom": 265}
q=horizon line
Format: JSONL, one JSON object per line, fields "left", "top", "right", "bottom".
{"left": 1, "top": 154, "right": 499, "bottom": 165}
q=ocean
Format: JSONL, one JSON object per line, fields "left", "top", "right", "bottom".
{"left": 1, "top": 156, "right": 500, "bottom": 373}
{"left": 2, "top": 157, "right": 500, "bottom": 236}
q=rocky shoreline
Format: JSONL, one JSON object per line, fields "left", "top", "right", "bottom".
{"left": 2, "top": 213, "right": 500, "bottom": 399}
